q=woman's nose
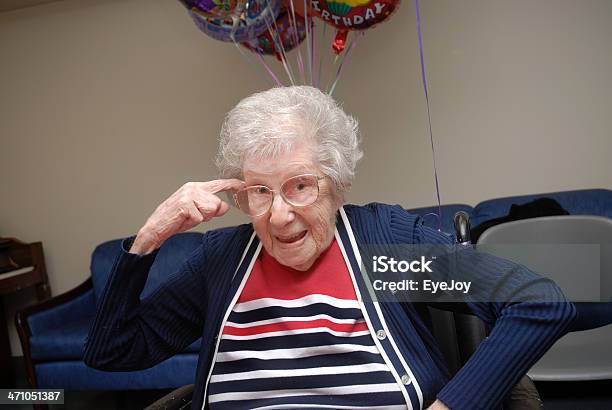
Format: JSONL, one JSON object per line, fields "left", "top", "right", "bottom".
{"left": 269, "top": 193, "right": 295, "bottom": 227}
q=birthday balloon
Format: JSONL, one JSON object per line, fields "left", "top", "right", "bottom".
{"left": 242, "top": 8, "right": 307, "bottom": 59}
{"left": 311, "top": 0, "right": 400, "bottom": 31}
{"left": 179, "top": 0, "right": 245, "bottom": 20}
{"left": 189, "top": 0, "right": 282, "bottom": 43}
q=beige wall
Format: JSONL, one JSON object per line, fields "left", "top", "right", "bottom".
{"left": 1, "top": 0, "right": 611, "bottom": 356}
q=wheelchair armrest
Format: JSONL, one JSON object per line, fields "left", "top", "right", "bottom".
{"left": 145, "top": 384, "right": 195, "bottom": 410}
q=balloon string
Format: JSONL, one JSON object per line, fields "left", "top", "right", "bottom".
{"left": 264, "top": 1, "right": 295, "bottom": 85}
{"left": 415, "top": 0, "right": 442, "bottom": 231}
{"left": 316, "top": 22, "right": 327, "bottom": 89}
{"left": 266, "top": 24, "right": 294, "bottom": 85}
{"left": 303, "top": 0, "right": 313, "bottom": 85}
{"left": 286, "top": 0, "right": 306, "bottom": 83}
{"left": 327, "top": 32, "right": 361, "bottom": 96}
{"left": 228, "top": 14, "right": 277, "bottom": 87}
{"left": 271, "top": 4, "right": 297, "bottom": 83}
{"left": 255, "top": 52, "right": 284, "bottom": 86}
{"left": 311, "top": 18, "right": 316, "bottom": 87}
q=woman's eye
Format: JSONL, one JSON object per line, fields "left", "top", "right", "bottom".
{"left": 295, "top": 183, "right": 306, "bottom": 191}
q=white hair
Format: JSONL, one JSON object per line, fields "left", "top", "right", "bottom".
{"left": 216, "top": 86, "right": 362, "bottom": 193}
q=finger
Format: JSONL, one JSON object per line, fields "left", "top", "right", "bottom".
{"left": 193, "top": 197, "right": 223, "bottom": 220}
{"left": 216, "top": 200, "right": 230, "bottom": 217}
{"left": 203, "top": 179, "right": 246, "bottom": 194}
{"left": 177, "top": 203, "right": 204, "bottom": 231}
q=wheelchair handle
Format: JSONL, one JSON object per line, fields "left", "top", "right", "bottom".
{"left": 453, "top": 211, "right": 471, "bottom": 245}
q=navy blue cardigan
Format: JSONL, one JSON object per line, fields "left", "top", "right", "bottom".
{"left": 85, "top": 203, "right": 576, "bottom": 410}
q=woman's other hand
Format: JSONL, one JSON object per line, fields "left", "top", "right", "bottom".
{"left": 427, "top": 399, "right": 451, "bottom": 410}
{"left": 129, "top": 179, "right": 245, "bottom": 254}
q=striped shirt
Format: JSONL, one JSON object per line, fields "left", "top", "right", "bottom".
{"left": 207, "top": 239, "right": 406, "bottom": 409}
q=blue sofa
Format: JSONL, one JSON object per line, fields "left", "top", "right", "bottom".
{"left": 410, "top": 188, "right": 612, "bottom": 238}
{"left": 15, "top": 188, "right": 612, "bottom": 391}
{"left": 16, "top": 233, "right": 205, "bottom": 391}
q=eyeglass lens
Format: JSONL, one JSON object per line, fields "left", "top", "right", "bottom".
{"left": 235, "top": 174, "right": 320, "bottom": 216}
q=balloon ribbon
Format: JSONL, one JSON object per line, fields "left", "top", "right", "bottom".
{"left": 415, "top": 0, "right": 442, "bottom": 231}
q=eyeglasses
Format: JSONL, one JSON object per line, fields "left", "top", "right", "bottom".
{"left": 234, "top": 174, "right": 325, "bottom": 217}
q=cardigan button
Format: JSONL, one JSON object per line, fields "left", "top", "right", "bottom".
{"left": 401, "top": 374, "right": 411, "bottom": 385}
{"left": 376, "top": 329, "right": 386, "bottom": 340}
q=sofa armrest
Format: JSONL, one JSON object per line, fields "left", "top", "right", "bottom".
{"left": 15, "top": 278, "right": 94, "bottom": 389}
{"left": 19, "top": 278, "right": 95, "bottom": 335}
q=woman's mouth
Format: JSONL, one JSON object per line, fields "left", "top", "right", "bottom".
{"left": 275, "top": 230, "right": 308, "bottom": 245}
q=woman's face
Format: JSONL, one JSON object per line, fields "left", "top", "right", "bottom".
{"left": 242, "top": 142, "right": 343, "bottom": 271}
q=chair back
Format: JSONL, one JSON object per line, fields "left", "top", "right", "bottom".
{"left": 90, "top": 232, "right": 205, "bottom": 302}
{"left": 477, "top": 215, "right": 612, "bottom": 381}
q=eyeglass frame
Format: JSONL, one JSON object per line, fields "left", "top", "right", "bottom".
{"left": 233, "top": 173, "right": 326, "bottom": 217}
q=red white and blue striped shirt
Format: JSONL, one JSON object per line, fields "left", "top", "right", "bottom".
{"left": 208, "top": 239, "right": 406, "bottom": 409}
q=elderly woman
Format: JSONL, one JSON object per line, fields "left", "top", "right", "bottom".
{"left": 85, "top": 86, "right": 577, "bottom": 410}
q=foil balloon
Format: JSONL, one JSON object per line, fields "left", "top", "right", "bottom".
{"left": 189, "top": 0, "right": 282, "bottom": 43}
{"left": 311, "top": 0, "right": 400, "bottom": 31}
{"left": 242, "top": 8, "right": 307, "bottom": 60}
{"left": 179, "top": 0, "right": 245, "bottom": 20}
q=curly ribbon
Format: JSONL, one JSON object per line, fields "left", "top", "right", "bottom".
{"left": 415, "top": 0, "right": 442, "bottom": 231}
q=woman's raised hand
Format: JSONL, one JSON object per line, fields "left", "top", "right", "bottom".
{"left": 129, "top": 179, "right": 245, "bottom": 255}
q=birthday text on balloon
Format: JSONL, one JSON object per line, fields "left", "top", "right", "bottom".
{"left": 311, "top": 1, "right": 388, "bottom": 27}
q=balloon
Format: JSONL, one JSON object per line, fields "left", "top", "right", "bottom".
{"left": 242, "top": 8, "right": 307, "bottom": 59}
{"left": 189, "top": 0, "right": 282, "bottom": 43}
{"left": 283, "top": 0, "right": 314, "bottom": 17}
{"left": 311, "top": 0, "right": 400, "bottom": 31}
{"left": 179, "top": 0, "right": 245, "bottom": 20}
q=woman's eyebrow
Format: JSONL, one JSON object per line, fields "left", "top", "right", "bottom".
{"left": 246, "top": 165, "right": 314, "bottom": 180}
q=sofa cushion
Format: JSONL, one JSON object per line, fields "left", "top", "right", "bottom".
{"left": 184, "top": 338, "right": 202, "bottom": 353}
{"left": 30, "top": 315, "right": 203, "bottom": 361}
{"left": 36, "top": 355, "right": 198, "bottom": 390}
{"left": 407, "top": 204, "right": 474, "bottom": 237}
{"left": 30, "top": 317, "right": 94, "bottom": 361}
{"left": 472, "top": 189, "right": 612, "bottom": 227}
{"left": 91, "top": 232, "right": 205, "bottom": 301}
{"left": 28, "top": 288, "right": 95, "bottom": 336}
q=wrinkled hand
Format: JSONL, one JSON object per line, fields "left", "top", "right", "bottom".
{"left": 130, "top": 179, "right": 245, "bottom": 254}
{"left": 427, "top": 399, "right": 451, "bottom": 410}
